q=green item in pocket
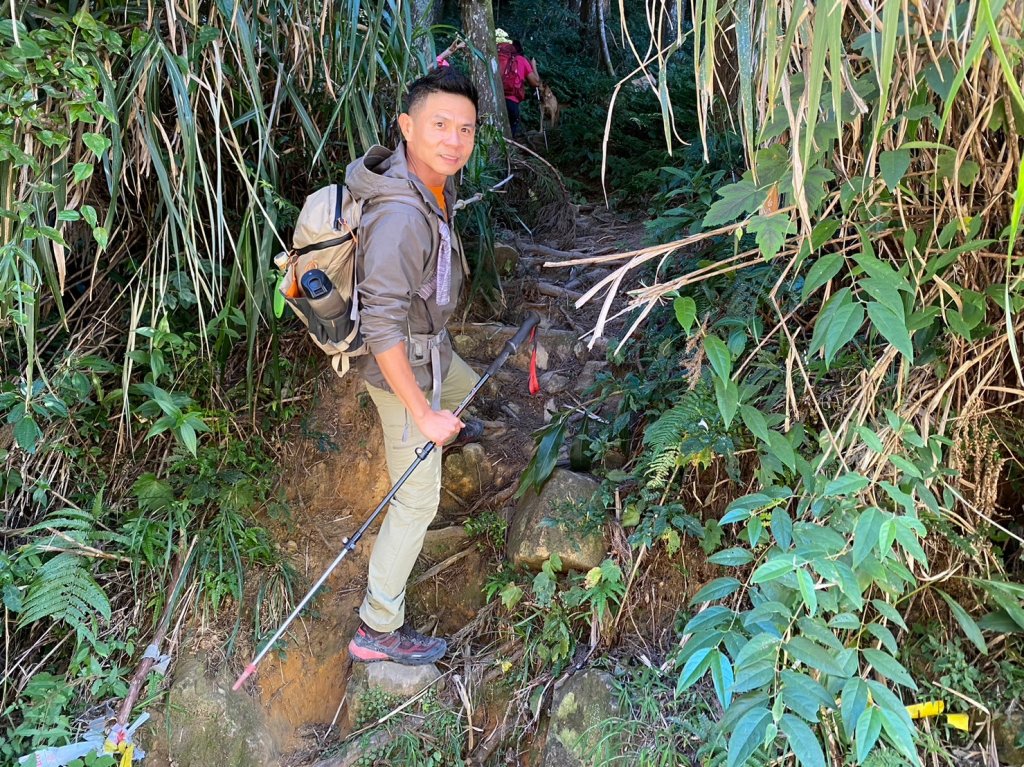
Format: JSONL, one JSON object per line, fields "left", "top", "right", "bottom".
{"left": 274, "top": 273, "right": 286, "bottom": 318}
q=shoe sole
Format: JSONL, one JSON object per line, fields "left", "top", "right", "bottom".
{"left": 348, "top": 640, "right": 446, "bottom": 665}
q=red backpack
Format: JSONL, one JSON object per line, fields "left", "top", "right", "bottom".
{"left": 498, "top": 43, "right": 525, "bottom": 102}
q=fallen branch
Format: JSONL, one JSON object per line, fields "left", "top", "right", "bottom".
{"left": 409, "top": 547, "right": 474, "bottom": 587}
{"left": 535, "top": 281, "right": 583, "bottom": 301}
{"left": 116, "top": 536, "right": 196, "bottom": 726}
{"left": 519, "top": 242, "right": 587, "bottom": 260}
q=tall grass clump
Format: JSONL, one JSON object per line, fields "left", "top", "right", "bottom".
{"left": 0, "top": 0, "right": 425, "bottom": 759}
{"left": 552, "top": 0, "right": 1024, "bottom": 762}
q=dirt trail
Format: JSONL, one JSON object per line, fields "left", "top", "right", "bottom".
{"left": 252, "top": 203, "right": 648, "bottom": 762}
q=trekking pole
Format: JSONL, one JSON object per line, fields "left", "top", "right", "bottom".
{"left": 232, "top": 311, "right": 542, "bottom": 691}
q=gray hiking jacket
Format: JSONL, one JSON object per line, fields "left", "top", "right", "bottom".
{"left": 345, "top": 143, "right": 464, "bottom": 393}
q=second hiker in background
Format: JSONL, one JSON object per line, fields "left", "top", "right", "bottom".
{"left": 496, "top": 29, "right": 541, "bottom": 139}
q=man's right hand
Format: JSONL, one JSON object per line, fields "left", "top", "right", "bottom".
{"left": 415, "top": 408, "right": 464, "bottom": 446}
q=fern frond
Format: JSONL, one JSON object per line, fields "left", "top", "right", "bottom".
{"left": 18, "top": 553, "right": 111, "bottom": 635}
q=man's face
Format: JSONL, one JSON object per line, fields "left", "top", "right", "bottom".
{"left": 398, "top": 91, "right": 477, "bottom": 187}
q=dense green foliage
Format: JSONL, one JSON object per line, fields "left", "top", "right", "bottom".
{"left": 0, "top": 0, "right": 426, "bottom": 760}
{"left": 509, "top": 0, "right": 1024, "bottom": 764}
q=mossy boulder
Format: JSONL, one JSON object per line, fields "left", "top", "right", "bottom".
{"left": 507, "top": 469, "right": 607, "bottom": 572}
{"left": 344, "top": 662, "right": 442, "bottom": 731}
{"left": 154, "top": 653, "right": 281, "bottom": 767}
{"left": 543, "top": 670, "right": 621, "bottom": 766}
{"left": 994, "top": 710, "right": 1024, "bottom": 765}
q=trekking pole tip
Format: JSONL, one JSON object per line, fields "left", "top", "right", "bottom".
{"left": 232, "top": 663, "right": 257, "bottom": 691}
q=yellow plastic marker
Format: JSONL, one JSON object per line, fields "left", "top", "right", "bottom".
{"left": 945, "top": 713, "right": 970, "bottom": 732}
{"left": 905, "top": 700, "right": 970, "bottom": 732}
{"left": 906, "top": 700, "right": 945, "bottom": 718}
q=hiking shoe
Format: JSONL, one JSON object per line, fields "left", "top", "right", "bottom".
{"left": 348, "top": 623, "right": 446, "bottom": 665}
{"left": 448, "top": 418, "right": 484, "bottom": 449}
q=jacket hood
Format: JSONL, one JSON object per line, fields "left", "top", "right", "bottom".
{"left": 344, "top": 143, "right": 446, "bottom": 218}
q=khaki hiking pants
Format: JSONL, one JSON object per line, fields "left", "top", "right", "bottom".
{"left": 359, "top": 353, "right": 480, "bottom": 632}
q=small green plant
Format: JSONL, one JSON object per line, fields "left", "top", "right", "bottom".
{"left": 594, "top": 662, "right": 724, "bottom": 766}
{"left": 349, "top": 687, "right": 465, "bottom": 766}
{"left": 463, "top": 509, "right": 507, "bottom": 554}
{"left": 355, "top": 687, "right": 404, "bottom": 729}
{"left": 487, "top": 555, "right": 626, "bottom": 679}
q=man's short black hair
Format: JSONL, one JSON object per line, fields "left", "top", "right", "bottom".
{"left": 405, "top": 67, "right": 479, "bottom": 115}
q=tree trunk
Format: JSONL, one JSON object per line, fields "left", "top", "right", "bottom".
{"left": 597, "top": 0, "right": 615, "bottom": 76}
{"left": 580, "top": 0, "right": 593, "bottom": 42}
{"left": 461, "top": 0, "right": 511, "bottom": 137}
{"left": 413, "top": 0, "right": 435, "bottom": 66}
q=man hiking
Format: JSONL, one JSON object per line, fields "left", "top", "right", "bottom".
{"left": 344, "top": 67, "right": 483, "bottom": 665}
{"left": 496, "top": 29, "right": 541, "bottom": 138}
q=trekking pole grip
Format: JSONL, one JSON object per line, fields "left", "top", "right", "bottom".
{"left": 481, "top": 311, "right": 541, "bottom": 379}
{"left": 508, "top": 311, "right": 541, "bottom": 352}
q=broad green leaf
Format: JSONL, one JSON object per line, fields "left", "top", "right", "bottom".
{"left": 13, "top": 415, "right": 41, "bottom": 452}
{"left": 72, "top": 162, "right": 94, "bottom": 183}
{"left": 767, "top": 430, "right": 797, "bottom": 471}
{"left": 855, "top": 707, "right": 883, "bottom": 763}
{"left": 865, "top": 622, "right": 899, "bottom": 655}
{"left": 841, "top": 678, "right": 870, "bottom": 734}
{"left": 786, "top": 636, "right": 850, "bottom": 678}
{"left": 860, "top": 276, "right": 905, "bottom": 316}
{"left": 727, "top": 706, "right": 772, "bottom": 767}
{"left": 781, "top": 670, "right": 834, "bottom": 722}
{"left": 823, "top": 472, "right": 870, "bottom": 497}
{"left": 683, "top": 606, "right": 734, "bottom": 634}
{"left": 82, "top": 132, "right": 112, "bottom": 158}
{"left": 93, "top": 226, "right": 110, "bottom": 249}
{"left": 690, "top": 577, "right": 742, "bottom": 605}
{"left": 771, "top": 508, "right": 793, "bottom": 550}
{"left": 178, "top": 421, "right": 198, "bottom": 456}
{"left": 867, "top": 681, "right": 918, "bottom": 760}
{"left": 861, "top": 648, "right": 917, "bottom": 689}
{"left": 796, "top": 568, "right": 818, "bottom": 616}
{"left": 709, "top": 650, "right": 735, "bottom": 708}
{"left": 705, "top": 335, "right": 732, "bottom": 381}
{"left": 735, "top": 633, "right": 779, "bottom": 669}
{"left": 878, "top": 704, "right": 920, "bottom": 764}
{"left": 879, "top": 149, "right": 911, "bottom": 192}
{"left": 703, "top": 179, "right": 768, "bottom": 228}
{"left": 872, "top": 598, "right": 909, "bottom": 631}
{"left": 809, "top": 289, "right": 864, "bottom": 367}
{"left": 740, "top": 405, "right": 771, "bottom": 444}
{"left": 708, "top": 548, "right": 755, "bottom": 567}
{"left": 780, "top": 713, "right": 826, "bottom": 766}
{"left": 878, "top": 517, "right": 899, "bottom": 556}
{"left": 867, "top": 301, "right": 915, "bottom": 361}
{"left": 830, "top": 612, "right": 860, "bottom": 630}
{"left": 714, "top": 377, "right": 740, "bottom": 428}
{"left": 674, "top": 296, "right": 697, "bottom": 334}
{"left": 746, "top": 514, "right": 764, "bottom": 547}
{"left": 676, "top": 647, "right": 715, "bottom": 693}
{"left": 978, "top": 609, "right": 1024, "bottom": 633}
{"left": 887, "top": 454, "right": 923, "bottom": 478}
{"left": 752, "top": 557, "right": 796, "bottom": 584}
{"left": 937, "top": 589, "right": 988, "bottom": 654}
{"left": 857, "top": 426, "right": 885, "bottom": 452}
{"left": 500, "top": 582, "right": 523, "bottom": 609}
{"left": 801, "top": 253, "right": 844, "bottom": 300}
{"left": 749, "top": 212, "right": 795, "bottom": 260}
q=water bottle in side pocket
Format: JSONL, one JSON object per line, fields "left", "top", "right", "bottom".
{"left": 300, "top": 268, "right": 347, "bottom": 320}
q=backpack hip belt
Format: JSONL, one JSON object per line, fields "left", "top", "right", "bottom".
{"left": 408, "top": 328, "right": 448, "bottom": 411}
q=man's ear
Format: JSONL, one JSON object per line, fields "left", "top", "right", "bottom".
{"left": 397, "top": 112, "right": 412, "bottom": 141}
